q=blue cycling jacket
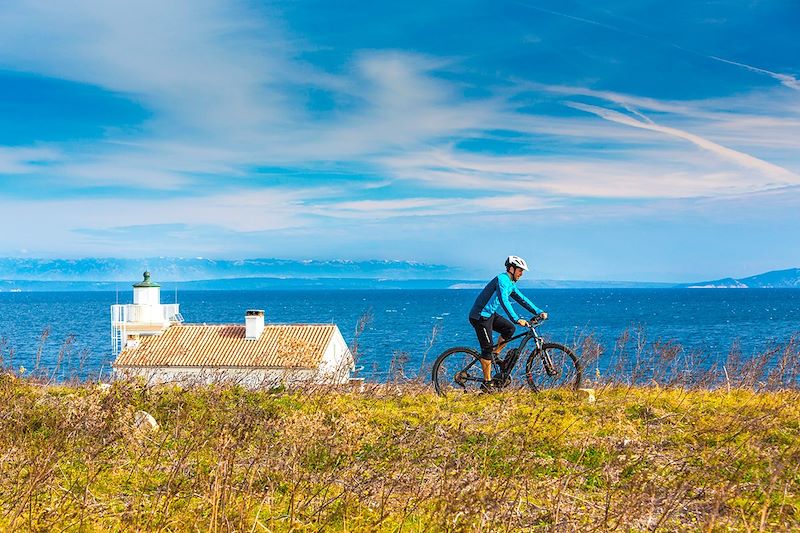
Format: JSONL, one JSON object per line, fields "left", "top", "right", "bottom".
{"left": 468, "top": 272, "right": 543, "bottom": 322}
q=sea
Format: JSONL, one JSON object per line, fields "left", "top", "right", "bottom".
{"left": 0, "top": 288, "right": 799, "bottom": 382}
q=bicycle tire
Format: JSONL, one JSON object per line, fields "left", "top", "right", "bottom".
{"left": 431, "top": 346, "right": 484, "bottom": 396}
{"left": 524, "top": 342, "right": 582, "bottom": 392}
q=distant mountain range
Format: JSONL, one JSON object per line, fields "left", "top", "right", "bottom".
{"left": 0, "top": 258, "right": 797, "bottom": 291}
{"left": 0, "top": 257, "right": 463, "bottom": 282}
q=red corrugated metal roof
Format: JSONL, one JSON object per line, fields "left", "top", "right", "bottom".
{"left": 113, "top": 324, "right": 337, "bottom": 369}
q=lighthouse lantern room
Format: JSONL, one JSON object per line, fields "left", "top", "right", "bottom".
{"left": 111, "top": 271, "right": 182, "bottom": 357}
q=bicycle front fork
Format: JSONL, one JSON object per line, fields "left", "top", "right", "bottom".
{"left": 541, "top": 349, "right": 558, "bottom": 377}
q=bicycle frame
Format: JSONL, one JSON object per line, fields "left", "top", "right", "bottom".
{"left": 459, "top": 320, "right": 547, "bottom": 384}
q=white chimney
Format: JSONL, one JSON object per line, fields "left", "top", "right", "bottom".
{"left": 245, "top": 310, "right": 265, "bottom": 340}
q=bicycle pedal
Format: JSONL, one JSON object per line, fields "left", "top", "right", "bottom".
{"left": 491, "top": 375, "right": 510, "bottom": 388}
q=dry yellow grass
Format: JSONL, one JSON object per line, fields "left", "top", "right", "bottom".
{"left": 0, "top": 374, "right": 798, "bottom": 531}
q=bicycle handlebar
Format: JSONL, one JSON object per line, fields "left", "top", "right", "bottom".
{"left": 527, "top": 314, "right": 547, "bottom": 327}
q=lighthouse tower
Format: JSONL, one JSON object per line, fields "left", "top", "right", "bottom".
{"left": 111, "top": 272, "right": 182, "bottom": 357}
{"left": 132, "top": 271, "right": 163, "bottom": 319}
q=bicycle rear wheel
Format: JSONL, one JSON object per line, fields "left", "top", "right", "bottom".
{"left": 524, "top": 342, "right": 582, "bottom": 392}
{"left": 431, "top": 347, "right": 484, "bottom": 396}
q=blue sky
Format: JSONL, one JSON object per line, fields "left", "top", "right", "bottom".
{"left": 0, "top": 0, "right": 798, "bottom": 281}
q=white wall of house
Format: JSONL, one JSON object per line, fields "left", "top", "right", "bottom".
{"left": 318, "top": 328, "right": 355, "bottom": 383}
{"left": 114, "top": 366, "right": 322, "bottom": 388}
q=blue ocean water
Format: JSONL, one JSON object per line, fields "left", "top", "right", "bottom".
{"left": 0, "top": 289, "right": 798, "bottom": 381}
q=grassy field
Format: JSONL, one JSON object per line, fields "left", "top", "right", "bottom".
{"left": 0, "top": 374, "right": 798, "bottom": 532}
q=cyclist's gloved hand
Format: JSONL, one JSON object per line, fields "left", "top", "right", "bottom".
{"left": 517, "top": 318, "right": 529, "bottom": 327}
{"left": 539, "top": 312, "right": 548, "bottom": 320}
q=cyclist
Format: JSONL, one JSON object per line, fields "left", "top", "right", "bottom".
{"left": 469, "top": 255, "right": 548, "bottom": 391}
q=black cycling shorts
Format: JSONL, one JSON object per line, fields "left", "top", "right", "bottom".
{"left": 469, "top": 313, "right": 516, "bottom": 360}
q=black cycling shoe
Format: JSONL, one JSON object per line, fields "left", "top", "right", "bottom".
{"left": 480, "top": 379, "right": 499, "bottom": 393}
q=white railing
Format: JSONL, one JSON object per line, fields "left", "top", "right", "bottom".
{"left": 110, "top": 303, "right": 182, "bottom": 358}
{"left": 112, "top": 320, "right": 126, "bottom": 358}
{"left": 111, "top": 303, "right": 182, "bottom": 324}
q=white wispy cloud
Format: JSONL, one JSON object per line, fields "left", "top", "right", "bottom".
{"left": 522, "top": 82, "right": 699, "bottom": 115}
{"left": 0, "top": 0, "right": 295, "bottom": 133}
{"left": 0, "top": 188, "right": 312, "bottom": 245}
{"left": 379, "top": 147, "right": 785, "bottom": 199}
{"left": 0, "top": 3, "right": 499, "bottom": 187}
{"left": 710, "top": 56, "right": 800, "bottom": 91}
{"left": 312, "top": 194, "right": 553, "bottom": 219}
{"left": 0, "top": 146, "right": 61, "bottom": 174}
{"left": 522, "top": 85, "right": 800, "bottom": 167}
{"left": 0, "top": 0, "right": 297, "bottom": 187}
{"left": 566, "top": 102, "right": 799, "bottom": 185}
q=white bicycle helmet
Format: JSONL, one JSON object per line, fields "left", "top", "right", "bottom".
{"left": 505, "top": 255, "right": 529, "bottom": 271}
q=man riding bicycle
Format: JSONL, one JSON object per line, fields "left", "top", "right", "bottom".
{"left": 469, "top": 255, "right": 548, "bottom": 391}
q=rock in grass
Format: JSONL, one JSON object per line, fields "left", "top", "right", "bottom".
{"left": 133, "top": 410, "right": 159, "bottom": 432}
{"left": 348, "top": 377, "right": 365, "bottom": 393}
{"left": 578, "top": 388, "right": 596, "bottom": 403}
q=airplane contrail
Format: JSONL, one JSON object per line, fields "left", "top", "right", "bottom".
{"left": 517, "top": 2, "right": 800, "bottom": 92}
{"left": 709, "top": 56, "right": 800, "bottom": 91}
{"left": 568, "top": 101, "right": 800, "bottom": 184}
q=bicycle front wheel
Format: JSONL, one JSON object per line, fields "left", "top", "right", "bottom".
{"left": 432, "top": 346, "right": 484, "bottom": 396}
{"left": 524, "top": 342, "right": 582, "bottom": 392}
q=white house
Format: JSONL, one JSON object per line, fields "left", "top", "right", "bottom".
{"left": 111, "top": 272, "right": 355, "bottom": 387}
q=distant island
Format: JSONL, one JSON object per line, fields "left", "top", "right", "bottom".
{"left": 0, "top": 258, "right": 797, "bottom": 291}
{"left": 674, "top": 268, "right": 800, "bottom": 289}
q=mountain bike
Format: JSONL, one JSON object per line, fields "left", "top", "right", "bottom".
{"left": 431, "top": 316, "right": 582, "bottom": 396}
